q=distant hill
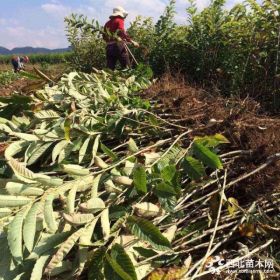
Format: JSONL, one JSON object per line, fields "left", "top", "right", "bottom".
{"left": 0, "top": 47, "right": 11, "bottom": 55}
{"left": 0, "top": 46, "right": 71, "bottom": 55}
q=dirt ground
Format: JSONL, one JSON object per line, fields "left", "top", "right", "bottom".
{"left": 0, "top": 78, "right": 30, "bottom": 97}
{"left": 144, "top": 74, "right": 280, "bottom": 201}
{"left": 0, "top": 64, "right": 65, "bottom": 97}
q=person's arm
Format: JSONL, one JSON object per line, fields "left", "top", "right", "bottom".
{"left": 17, "top": 57, "right": 23, "bottom": 68}
{"left": 116, "top": 18, "right": 132, "bottom": 43}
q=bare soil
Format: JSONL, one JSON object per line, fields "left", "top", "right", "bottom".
{"left": 144, "top": 74, "right": 280, "bottom": 201}
{"left": 0, "top": 78, "right": 30, "bottom": 97}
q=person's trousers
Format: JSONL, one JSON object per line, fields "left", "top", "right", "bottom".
{"left": 11, "top": 59, "right": 19, "bottom": 72}
{"left": 106, "top": 42, "right": 130, "bottom": 70}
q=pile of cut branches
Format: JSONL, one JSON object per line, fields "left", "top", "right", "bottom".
{"left": 0, "top": 66, "right": 279, "bottom": 280}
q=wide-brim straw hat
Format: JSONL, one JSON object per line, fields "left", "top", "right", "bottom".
{"left": 110, "top": 6, "right": 128, "bottom": 18}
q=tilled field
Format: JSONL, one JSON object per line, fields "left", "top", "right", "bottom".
{"left": 145, "top": 75, "right": 280, "bottom": 202}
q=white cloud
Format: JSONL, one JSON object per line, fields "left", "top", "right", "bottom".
{"left": 101, "top": 0, "right": 166, "bottom": 23}
{"left": 41, "top": 2, "right": 73, "bottom": 18}
{"left": 0, "top": 25, "right": 67, "bottom": 49}
{"left": 42, "top": 1, "right": 98, "bottom": 19}
{"left": 0, "top": 18, "right": 7, "bottom": 25}
{"left": 0, "top": 0, "right": 249, "bottom": 49}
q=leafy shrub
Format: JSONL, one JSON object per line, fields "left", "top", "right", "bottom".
{"left": 65, "top": 0, "right": 280, "bottom": 108}
{"left": 0, "top": 71, "right": 18, "bottom": 86}
{"left": 65, "top": 15, "right": 106, "bottom": 72}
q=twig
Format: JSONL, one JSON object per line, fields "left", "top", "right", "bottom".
{"left": 185, "top": 202, "right": 257, "bottom": 277}
{"left": 192, "top": 239, "right": 274, "bottom": 279}
{"left": 149, "top": 130, "right": 192, "bottom": 168}
{"left": 139, "top": 109, "right": 188, "bottom": 129}
{"left": 190, "top": 170, "right": 227, "bottom": 279}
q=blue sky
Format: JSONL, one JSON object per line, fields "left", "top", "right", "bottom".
{"left": 0, "top": 0, "right": 245, "bottom": 49}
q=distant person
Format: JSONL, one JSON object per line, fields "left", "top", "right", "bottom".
{"left": 11, "top": 55, "right": 29, "bottom": 72}
{"left": 103, "top": 6, "right": 139, "bottom": 70}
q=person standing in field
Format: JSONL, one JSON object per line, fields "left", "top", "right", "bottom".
{"left": 104, "top": 6, "right": 139, "bottom": 70}
{"left": 11, "top": 55, "right": 29, "bottom": 72}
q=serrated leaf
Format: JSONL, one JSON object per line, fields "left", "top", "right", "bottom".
{"left": 30, "top": 254, "right": 51, "bottom": 280}
{"left": 59, "top": 175, "right": 94, "bottom": 193}
{"left": 80, "top": 218, "right": 99, "bottom": 245}
{"left": 123, "top": 161, "right": 135, "bottom": 176}
{"left": 113, "top": 176, "right": 133, "bottom": 186}
{"left": 182, "top": 156, "right": 206, "bottom": 180}
{"left": 50, "top": 260, "right": 72, "bottom": 276}
{"left": 27, "top": 142, "right": 52, "bottom": 166}
{"left": 66, "top": 186, "right": 77, "bottom": 214}
{"left": 144, "top": 152, "right": 161, "bottom": 166}
{"left": 7, "top": 209, "right": 27, "bottom": 263}
{"left": 213, "top": 134, "right": 230, "bottom": 144}
{"left": 106, "top": 244, "right": 137, "bottom": 280}
{"left": 29, "top": 232, "right": 71, "bottom": 260}
{"left": 227, "top": 197, "right": 239, "bottom": 216}
{"left": 147, "top": 265, "right": 189, "bottom": 280}
{"left": 94, "top": 156, "right": 109, "bottom": 169}
{"left": 6, "top": 182, "right": 44, "bottom": 196}
{"left": 194, "top": 134, "right": 230, "bottom": 147}
{"left": 238, "top": 223, "right": 256, "bottom": 237}
{"left": 133, "top": 165, "right": 147, "bottom": 194}
{"left": 64, "top": 119, "right": 71, "bottom": 141}
{"left": 62, "top": 213, "right": 94, "bottom": 226}
{"left": 34, "top": 110, "right": 60, "bottom": 120}
{"left": 163, "top": 225, "right": 177, "bottom": 242}
{"left": 0, "top": 195, "right": 32, "bottom": 207}
{"left": 160, "top": 165, "right": 176, "bottom": 182}
{"left": 79, "top": 198, "right": 105, "bottom": 213}
{"left": 11, "top": 132, "right": 39, "bottom": 142}
{"left": 62, "top": 164, "right": 90, "bottom": 176}
{"left": 4, "top": 141, "right": 29, "bottom": 160}
{"left": 155, "top": 182, "right": 177, "bottom": 198}
{"left": 8, "top": 158, "right": 35, "bottom": 183}
{"left": 52, "top": 140, "right": 69, "bottom": 163}
{"left": 75, "top": 247, "right": 88, "bottom": 277}
{"left": 133, "top": 203, "right": 161, "bottom": 218}
{"left": 33, "top": 174, "right": 63, "bottom": 186}
{"left": 45, "top": 228, "right": 85, "bottom": 274}
{"left": 0, "top": 123, "right": 13, "bottom": 133}
{"left": 91, "top": 174, "right": 102, "bottom": 198}
{"left": 111, "top": 216, "right": 127, "bottom": 233}
{"left": 23, "top": 202, "right": 42, "bottom": 252}
{"left": 101, "top": 208, "right": 110, "bottom": 241}
{"left": 88, "top": 247, "right": 106, "bottom": 280}
{"left": 193, "top": 142, "right": 223, "bottom": 170}
{"left": 128, "top": 138, "right": 138, "bottom": 153}
{"left": 105, "top": 254, "right": 134, "bottom": 280}
{"left": 101, "top": 143, "right": 118, "bottom": 161}
{"left": 44, "top": 195, "right": 58, "bottom": 233}
{"left": 0, "top": 208, "right": 12, "bottom": 218}
{"left": 79, "top": 137, "right": 91, "bottom": 164}
{"left": 90, "top": 135, "right": 100, "bottom": 166}
{"left": 126, "top": 216, "right": 171, "bottom": 251}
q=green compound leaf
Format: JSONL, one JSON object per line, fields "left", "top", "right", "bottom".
{"left": 126, "top": 216, "right": 171, "bottom": 251}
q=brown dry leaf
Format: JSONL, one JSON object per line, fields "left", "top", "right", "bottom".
{"left": 163, "top": 225, "right": 177, "bottom": 242}
{"left": 101, "top": 208, "right": 110, "bottom": 241}
{"left": 0, "top": 143, "right": 8, "bottom": 156}
{"left": 227, "top": 197, "right": 239, "bottom": 216}
{"left": 239, "top": 223, "right": 256, "bottom": 237}
{"left": 209, "top": 193, "right": 220, "bottom": 220}
{"left": 71, "top": 101, "right": 76, "bottom": 112}
{"left": 147, "top": 265, "right": 189, "bottom": 280}
{"left": 133, "top": 202, "right": 161, "bottom": 219}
